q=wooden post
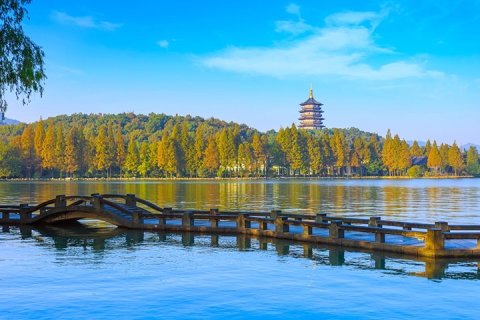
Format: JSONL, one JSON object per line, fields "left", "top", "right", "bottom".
{"left": 19, "top": 204, "right": 30, "bottom": 222}
{"left": 434, "top": 221, "right": 449, "bottom": 232}
{"left": 237, "top": 213, "right": 250, "bottom": 232}
{"left": 304, "top": 225, "right": 312, "bottom": 235}
{"left": 315, "top": 213, "right": 327, "bottom": 223}
{"left": 259, "top": 220, "right": 268, "bottom": 230}
{"left": 1, "top": 211, "right": 8, "bottom": 221}
{"left": 270, "top": 210, "right": 281, "bottom": 219}
{"left": 182, "top": 211, "right": 194, "bottom": 227}
{"left": 275, "top": 216, "right": 289, "bottom": 233}
{"left": 163, "top": 207, "right": 172, "bottom": 214}
{"left": 55, "top": 195, "right": 66, "bottom": 208}
{"left": 375, "top": 231, "right": 385, "bottom": 243}
{"left": 92, "top": 195, "right": 104, "bottom": 210}
{"left": 132, "top": 209, "right": 143, "bottom": 226}
{"left": 126, "top": 194, "right": 136, "bottom": 207}
{"left": 369, "top": 216, "right": 381, "bottom": 227}
{"left": 210, "top": 208, "right": 219, "bottom": 227}
{"left": 425, "top": 228, "right": 444, "bottom": 251}
{"left": 329, "top": 220, "right": 344, "bottom": 239}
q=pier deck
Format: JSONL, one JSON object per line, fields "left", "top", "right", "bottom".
{"left": 1, "top": 193, "right": 480, "bottom": 258}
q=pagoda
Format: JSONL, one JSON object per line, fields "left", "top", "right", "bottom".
{"left": 298, "top": 85, "right": 325, "bottom": 130}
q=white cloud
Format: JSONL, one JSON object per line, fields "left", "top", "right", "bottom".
{"left": 157, "top": 40, "right": 169, "bottom": 48}
{"left": 51, "top": 11, "right": 122, "bottom": 31}
{"left": 286, "top": 3, "right": 301, "bottom": 16}
{"left": 201, "top": 8, "right": 444, "bottom": 81}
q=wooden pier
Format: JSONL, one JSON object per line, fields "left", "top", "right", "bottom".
{"left": 1, "top": 193, "right": 480, "bottom": 259}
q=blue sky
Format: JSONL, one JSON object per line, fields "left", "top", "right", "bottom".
{"left": 7, "top": 0, "right": 480, "bottom": 144}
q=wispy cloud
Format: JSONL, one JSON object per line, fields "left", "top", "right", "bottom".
{"left": 51, "top": 11, "right": 122, "bottom": 31}
{"left": 201, "top": 4, "right": 444, "bottom": 81}
{"left": 157, "top": 40, "right": 169, "bottom": 48}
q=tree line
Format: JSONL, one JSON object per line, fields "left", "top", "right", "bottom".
{"left": 0, "top": 112, "right": 479, "bottom": 178}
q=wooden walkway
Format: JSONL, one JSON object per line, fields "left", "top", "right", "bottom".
{"left": 1, "top": 193, "right": 480, "bottom": 259}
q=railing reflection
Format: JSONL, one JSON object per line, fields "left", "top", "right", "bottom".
{"left": 3, "top": 224, "right": 480, "bottom": 281}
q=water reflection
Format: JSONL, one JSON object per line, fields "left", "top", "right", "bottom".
{"left": 4, "top": 224, "right": 479, "bottom": 281}
{"left": 1, "top": 179, "right": 480, "bottom": 224}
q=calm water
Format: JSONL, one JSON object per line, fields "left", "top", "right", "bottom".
{"left": 1, "top": 179, "right": 480, "bottom": 319}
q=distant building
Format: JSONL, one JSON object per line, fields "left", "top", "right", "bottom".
{"left": 411, "top": 156, "right": 428, "bottom": 166}
{"left": 298, "top": 85, "right": 325, "bottom": 130}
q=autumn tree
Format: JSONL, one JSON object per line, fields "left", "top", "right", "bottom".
{"left": 204, "top": 134, "right": 219, "bottom": 176}
{"left": 409, "top": 140, "right": 424, "bottom": 156}
{"left": 427, "top": 141, "right": 442, "bottom": 175}
{"left": 448, "top": 141, "right": 463, "bottom": 175}
{"left": 41, "top": 120, "right": 56, "bottom": 172}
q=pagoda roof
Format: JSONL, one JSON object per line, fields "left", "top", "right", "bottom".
{"left": 300, "top": 97, "right": 323, "bottom": 106}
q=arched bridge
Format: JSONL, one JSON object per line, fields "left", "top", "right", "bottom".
{"left": 0, "top": 194, "right": 164, "bottom": 228}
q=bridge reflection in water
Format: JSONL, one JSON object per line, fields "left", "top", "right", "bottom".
{"left": 5, "top": 224, "right": 480, "bottom": 281}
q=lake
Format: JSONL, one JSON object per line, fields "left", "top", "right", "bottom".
{"left": 1, "top": 179, "right": 479, "bottom": 319}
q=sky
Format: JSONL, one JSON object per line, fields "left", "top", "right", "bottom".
{"left": 6, "top": 0, "right": 480, "bottom": 145}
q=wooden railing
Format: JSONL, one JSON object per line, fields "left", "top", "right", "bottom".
{"left": 1, "top": 194, "right": 480, "bottom": 258}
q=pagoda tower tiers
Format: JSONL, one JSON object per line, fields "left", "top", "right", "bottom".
{"left": 298, "top": 85, "right": 325, "bottom": 130}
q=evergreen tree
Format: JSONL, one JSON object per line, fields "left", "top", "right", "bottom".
{"left": 204, "top": 134, "right": 219, "bottom": 176}
{"left": 308, "top": 135, "right": 323, "bottom": 176}
{"left": 64, "top": 126, "right": 79, "bottom": 177}
{"left": 399, "top": 140, "right": 412, "bottom": 175}
{"left": 20, "top": 123, "right": 35, "bottom": 177}
{"left": 54, "top": 123, "right": 66, "bottom": 177}
{"left": 439, "top": 143, "right": 450, "bottom": 174}
{"left": 448, "top": 141, "right": 463, "bottom": 175}
{"left": 94, "top": 124, "right": 109, "bottom": 174}
{"left": 106, "top": 121, "right": 116, "bottom": 177}
{"left": 424, "top": 140, "right": 432, "bottom": 157}
{"left": 41, "top": 120, "right": 56, "bottom": 172}
{"left": 466, "top": 146, "right": 480, "bottom": 175}
{"left": 138, "top": 142, "right": 152, "bottom": 177}
{"left": 181, "top": 121, "right": 195, "bottom": 177}
{"left": 115, "top": 124, "right": 126, "bottom": 178}
{"left": 124, "top": 134, "right": 140, "bottom": 177}
{"left": 409, "top": 140, "right": 424, "bottom": 156}
{"left": 193, "top": 123, "right": 205, "bottom": 177}
{"left": 427, "top": 141, "right": 442, "bottom": 175}
{"left": 33, "top": 118, "right": 45, "bottom": 174}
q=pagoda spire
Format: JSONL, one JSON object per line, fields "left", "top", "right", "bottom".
{"left": 309, "top": 83, "right": 313, "bottom": 98}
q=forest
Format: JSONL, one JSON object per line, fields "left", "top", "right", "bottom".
{"left": 0, "top": 112, "right": 479, "bottom": 179}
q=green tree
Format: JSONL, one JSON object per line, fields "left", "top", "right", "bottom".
{"left": 193, "top": 123, "right": 205, "bottom": 177}
{"left": 138, "top": 142, "right": 152, "bottom": 177}
{"left": 115, "top": 124, "right": 126, "bottom": 177}
{"left": 54, "top": 123, "right": 65, "bottom": 177}
{"left": 0, "top": 141, "right": 22, "bottom": 177}
{"left": 20, "top": 123, "right": 34, "bottom": 177}
{"left": 466, "top": 146, "right": 480, "bottom": 175}
{"left": 94, "top": 124, "right": 109, "bottom": 174}
{"left": 64, "top": 126, "right": 79, "bottom": 177}
{"left": 448, "top": 141, "right": 463, "bottom": 175}
{"left": 0, "top": 0, "right": 46, "bottom": 116}
{"left": 124, "top": 134, "right": 139, "bottom": 177}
